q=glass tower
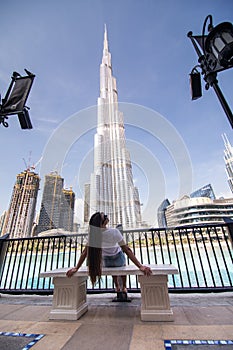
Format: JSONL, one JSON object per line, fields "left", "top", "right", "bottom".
{"left": 85, "top": 26, "right": 141, "bottom": 228}
{"left": 190, "top": 184, "right": 216, "bottom": 200}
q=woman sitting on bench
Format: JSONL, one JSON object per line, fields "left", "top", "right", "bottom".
{"left": 66, "top": 212, "right": 152, "bottom": 299}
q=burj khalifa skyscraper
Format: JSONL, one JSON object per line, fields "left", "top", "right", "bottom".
{"left": 84, "top": 26, "right": 141, "bottom": 228}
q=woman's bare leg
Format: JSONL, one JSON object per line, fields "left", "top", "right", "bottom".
{"left": 121, "top": 275, "right": 127, "bottom": 292}
{"left": 113, "top": 276, "right": 120, "bottom": 291}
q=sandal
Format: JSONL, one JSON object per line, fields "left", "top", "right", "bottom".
{"left": 117, "top": 291, "right": 123, "bottom": 299}
{"left": 122, "top": 291, "right": 128, "bottom": 300}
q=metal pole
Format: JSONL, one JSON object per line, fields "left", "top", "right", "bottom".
{"left": 212, "top": 81, "right": 233, "bottom": 129}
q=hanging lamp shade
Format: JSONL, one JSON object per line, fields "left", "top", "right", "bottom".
{"left": 205, "top": 22, "right": 233, "bottom": 68}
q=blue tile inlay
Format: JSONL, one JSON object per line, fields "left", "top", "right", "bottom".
{"left": 0, "top": 331, "right": 44, "bottom": 349}
{"left": 164, "top": 340, "right": 233, "bottom": 349}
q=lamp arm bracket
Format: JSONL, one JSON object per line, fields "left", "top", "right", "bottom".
{"left": 191, "top": 65, "right": 202, "bottom": 74}
{"left": 202, "top": 15, "right": 213, "bottom": 55}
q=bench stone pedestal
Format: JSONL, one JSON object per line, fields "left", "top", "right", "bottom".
{"left": 139, "top": 275, "right": 174, "bottom": 321}
{"left": 50, "top": 276, "right": 88, "bottom": 320}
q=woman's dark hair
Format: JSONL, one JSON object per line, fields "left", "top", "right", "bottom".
{"left": 87, "top": 212, "right": 103, "bottom": 285}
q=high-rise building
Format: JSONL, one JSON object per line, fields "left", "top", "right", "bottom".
{"left": 3, "top": 169, "right": 40, "bottom": 238}
{"left": 37, "top": 172, "right": 64, "bottom": 234}
{"left": 157, "top": 199, "right": 170, "bottom": 228}
{"left": 85, "top": 26, "right": 141, "bottom": 228}
{"left": 0, "top": 211, "right": 7, "bottom": 236}
{"left": 37, "top": 172, "right": 75, "bottom": 234}
{"left": 84, "top": 183, "right": 90, "bottom": 223}
{"left": 223, "top": 134, "right": 233, "bottom": 194}
{"left": 60, "top": 188, "right": 75, "bottom": 232}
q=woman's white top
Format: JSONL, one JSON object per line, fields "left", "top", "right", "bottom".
{"left": 102, "top": 228, "right": 124, "bottom": 256}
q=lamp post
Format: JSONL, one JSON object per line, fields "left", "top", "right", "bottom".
{"left": 0, "top": 69, "right": 35, "bottom": 129}
{"left": 187, "top": 15, "right": 233, "bottom": 128}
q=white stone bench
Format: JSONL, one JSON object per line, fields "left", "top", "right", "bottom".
{"left": 40, "top": 264, "right": 178, "bottom": 322}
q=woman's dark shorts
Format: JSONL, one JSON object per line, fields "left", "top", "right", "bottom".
{"left": 103, "top": 250, "right": 126, "bottom": 267}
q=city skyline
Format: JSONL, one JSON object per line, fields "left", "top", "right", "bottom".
{"left": 0, "top": 1, "right": 233, "bottom": 227}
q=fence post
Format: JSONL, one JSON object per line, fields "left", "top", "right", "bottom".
{"left": 223, "top": 218, "right": 233, "bottom": 249}
{"left": 0, "top": 234, "right": 9, "bottom": 294}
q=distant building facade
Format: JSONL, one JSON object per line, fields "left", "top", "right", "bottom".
{"left": 84, "top": 183, "right": 90, "bottom": 224}
{"left": 0, "top": 211, "right": 7, "bottom": 236}
{"left": 190, "top": 184, "right": 216, "bottom": 200}
{"left": 157, "top": 199, "right": 170, "bottom": 227}
{"left": 158, "top": 184, "right": 233, "bottom": 228}
{"left": 37, "top": 172, "right": 75, "bottom": 234}
{"left": 3, "top": 169, "right": 40, "bottom": 238}
{"left": 223, "top": 134, "right": 233, "bottom": 194}
{"left": 165, "top": 196, "right": 233, "bottom": 227}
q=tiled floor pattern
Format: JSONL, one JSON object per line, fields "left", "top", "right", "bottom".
{"left": 164, "top": 340, "right": 233, "bottom": 349}
{"left": 0, "top": 332, "right": 44, "bottom": 350}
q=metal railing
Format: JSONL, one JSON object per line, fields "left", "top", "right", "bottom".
{"left": 0, "top": 222, "right": 233, "bottom": 294}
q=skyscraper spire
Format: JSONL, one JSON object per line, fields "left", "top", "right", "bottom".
{"left": 104, "top": 24, "right": 108, "bottom": 52}
{"left": 85, "top": 27, "right": 142, "bottom": 228}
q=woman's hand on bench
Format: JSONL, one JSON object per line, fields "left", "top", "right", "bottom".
{"left": 139, "top": 265, "right": 152, "bottom": 276}
{"left": 66, "top": 267, "right": 78, "bottom": 278}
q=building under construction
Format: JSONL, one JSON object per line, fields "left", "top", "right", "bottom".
{"left": 3, "top": 169, "right": 40, "bottom": 238}
{"left": 36, "top": 172, "right": 75, "bottom": 234}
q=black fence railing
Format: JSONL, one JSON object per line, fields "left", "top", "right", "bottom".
{"left": 0, "top": 223, "right": 233, "bottom": 294}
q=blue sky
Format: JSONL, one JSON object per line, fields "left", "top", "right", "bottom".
{"left": 1, "top": 0, "right": 233, "bottom": 226}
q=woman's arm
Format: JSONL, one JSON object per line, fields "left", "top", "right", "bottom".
{"left": 120, "top": 243, "right": 152, "bottom": 276}
{"left": 66, "top": 245, "right": 88, "bottom": 277}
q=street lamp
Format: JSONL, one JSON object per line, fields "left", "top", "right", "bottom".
{"left": 0, "top": 69, "right": 35, "bottom": 129}
{"left": 187, "top": 15, "right": 233, "bottom": 128}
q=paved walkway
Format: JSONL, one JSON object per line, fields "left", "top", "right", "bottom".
{"left": 0, "top": 292, "right": 233, "bottom": 349}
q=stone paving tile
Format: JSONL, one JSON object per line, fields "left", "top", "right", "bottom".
{"left": 181, "top": 306, "right": 233, "bottom": 325}
{"left": 26, "top": 321, "right": 82, "bottom": 336}
{"left": 171, "top": 306, "right": 190, "bottom": 324}
{"left": 0, "top": 304, "right": 25, "bottom": 318}
{"left": 160, "top": 325, "right": 233, "bottom": 340}
{"left": 81, "top": 304, "right": 140, "bottom": 325}
{"left": 2, "top": 304, "right": 50, "bottom": 322}
{"left": 0, "top": 319, "right": 36, "bottom": 333}
{"left": 130, "top": 326, "right": 165, "bottom": 350}
{"left": 32, "top": 334, "right": 72, "bottom": 350}
{"left": 61, "top": 323, "right": 133, "bottom": 350}
{"left": 130, "top": 339, "right": 165, "bottom": 350}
